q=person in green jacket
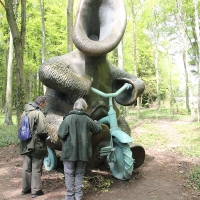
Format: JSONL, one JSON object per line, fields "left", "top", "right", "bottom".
{"left": 19, "top": 96, "right": 48, "bottom": 198}
{"left": 58, "top": 98, "right": 102, "bottom": 200}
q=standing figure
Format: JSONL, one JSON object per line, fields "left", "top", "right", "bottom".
{"left": 19, "top": 96, "right": 48, "bottom": 198}
{"left": 58, "top": 98, "right": 102, "bottom": 200}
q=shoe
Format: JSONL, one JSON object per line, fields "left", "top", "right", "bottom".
{"left": 31, "top": 190, "right": 44, "bottom": 198}
{"left": 21, "top": 189, "right": 31, "bottom": 195}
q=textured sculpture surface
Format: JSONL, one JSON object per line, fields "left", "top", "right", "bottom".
{"left": 39, "top": 0, "right": 145, "bottom": 167}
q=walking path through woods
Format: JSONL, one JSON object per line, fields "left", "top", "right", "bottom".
{"left": 0, "top": 118, "right": 200, "bottom": 200}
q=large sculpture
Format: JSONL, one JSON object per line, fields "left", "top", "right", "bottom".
{"left": 39, "top": 0, "right": 145, "bottom": 180}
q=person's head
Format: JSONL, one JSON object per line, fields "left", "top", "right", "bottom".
{"left": 34, "top": 96, "right": 47, "bottom": 109}
{"left": 73, "top": 98, "right": 88, "bottom": 111}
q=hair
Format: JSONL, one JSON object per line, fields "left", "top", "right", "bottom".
{"left": 73, "top": 98, "right": 88, "bottom": 111}
{"left": 34, "top": 96, "right": 47, "bottom": 105}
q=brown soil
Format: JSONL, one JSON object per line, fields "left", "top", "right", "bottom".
{"left": 1, "top": 118, "right": 200, "bottom": 200}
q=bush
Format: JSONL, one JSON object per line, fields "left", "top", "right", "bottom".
{"left": 0, "top": 124, "right": 18, "bottom": 147}
{"left": 0, "top": 112, "right": 18, "bottom": 147}
{"left": 189, "top": 167, "right": 200, "bottom": 189}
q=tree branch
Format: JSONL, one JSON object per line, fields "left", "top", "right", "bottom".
{"left": 0, "top": 0, "right": 6, "bottom": 10}
{"left": 20, "top": 0, "right": 26, "bottom": 48}
{"left": 5, "top": 0, "right": 19, "bottom": 39}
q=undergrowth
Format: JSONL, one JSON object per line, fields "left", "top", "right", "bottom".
{"left": 83, "top": 175, "right": 114, "bottom": 192}
{"left": 173, "top": 122, "right": 200, "bottom": 157}
{"left": 0, "top": 124, "right": 18, "bottom": 147}
{"left": 189, "top": 167, "right": 200, "bottom": 190}
{"left": 0, "top": 108, "right": 199, "bottom": 192}
{"left": 0, "top": 112, "right": 18, "bottom": 147}
{"left": 126, "top": 107, "right": 200, "bottom": 192}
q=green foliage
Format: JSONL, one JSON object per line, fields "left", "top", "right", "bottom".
{"left": 128, "top": 107, "right": 200, "bottom": 156}
{"left": 84, "top": 175, "right": 114, "bottom": 192}
{"left": 0, "top": 0, "right": 199, "bottom": 121}
{"left": 0, "top": 124, "right": 18, "bottom": 147}
{"left": 44, "top": 1, "right": 68, "bottom": 58}
{"left": 173, "top": 122, "right": 200, "bottom": 157}
{"left": 0, "top": 0, "right": 69, "bottom": 106}
{"left": 24, "top": 0, "right": 68, "bottom": 68}
{"left": 189, "top": 167, "right": 200, "bottom": 189}
{"left": 0, "top": 112, "right": 18, "bottom": 147}
{"left": 128, "top": 108, "right": 188, "bottom": 121}
{"left": 123, "top": 0, "right": 177, "bottom": 105}
{"left": 0, "top": 6, "right": 9, "bottom": 108}
{"left": 134, "top": 124, "right": 168, "bottom": 148}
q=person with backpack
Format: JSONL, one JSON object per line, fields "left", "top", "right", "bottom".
{"left": 58, "top": 98, "right": 102, "bottom": 200}
{"left": 19, "top": 96, "right": 48, "bottom": 198}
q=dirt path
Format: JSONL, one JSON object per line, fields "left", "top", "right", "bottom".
{"left": 0, "top": 119, "right": 200, "bottom": 200}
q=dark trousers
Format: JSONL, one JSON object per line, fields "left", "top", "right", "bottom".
{"left": 22, "top": 154, "right": 44, "bottom": 194}
{"left": 63, "top": 160, "right": 86, "bottom": 200}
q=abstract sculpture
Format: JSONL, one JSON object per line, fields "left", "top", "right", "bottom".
{"left": 39, "top": 0, "right": 145, "bottom": 180}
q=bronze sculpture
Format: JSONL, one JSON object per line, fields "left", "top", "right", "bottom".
{"left": 39, "top": 0, "right": 145, "bottom": 180}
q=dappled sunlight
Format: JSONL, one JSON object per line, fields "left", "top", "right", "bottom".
{"left": 2, "top": 189, "right": 22, "bottom": 200}
{"left": 0, "top": 116, "right": 200, "bottom": 199}
{"left": 0, "top": 167, "right": 9, "bottom": 176}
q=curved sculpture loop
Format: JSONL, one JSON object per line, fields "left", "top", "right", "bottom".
{"left": 39, "top": 0, "right": 145, "bottom": 179}
{"left": 73, "top": 0, "right": 127, "bottom": 56}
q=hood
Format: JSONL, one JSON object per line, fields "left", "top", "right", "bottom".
{"left": 24, "top": 102, "right": 41, "bottom": 112}
{"left": 63, "top": 109, "right": 89, "bottom": 120}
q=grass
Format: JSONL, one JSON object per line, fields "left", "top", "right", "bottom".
{"left": 173, "top": 122, "right": 200, "bottom": 157}
{"left": 127, "top": 107, "right": 199, "bottom": 153}
{"left": 126, "top": 107, "right": 192, "bottom": 150}
{"left": 126, "top": 107, "right": 200, "bottom": 190}
{"left": 0, "top": 107, "right": 200, "bottom": 189}
{"left": 131, "top": 122, "right": 169, "bottom": 148}
{"left": 0, "top": 113, "right": 18, "bottom": 147}
{"left": 189, "top": 167, "right": 200, "bottom": 189}
{"left": 128, "top": 107, "right": 191, "bottom": 121}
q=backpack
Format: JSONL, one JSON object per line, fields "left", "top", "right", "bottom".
{"left": 18, "top": 111, "right": 32, "bottom": 141}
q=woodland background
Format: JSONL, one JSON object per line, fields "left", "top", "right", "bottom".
{"left": 0, "top": 0, "right": 200, "bottom": 126}
{"left": 0, "top": 0, "right": 200, "bottom": 196}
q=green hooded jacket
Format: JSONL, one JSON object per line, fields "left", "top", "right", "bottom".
{"left": 19, "top": 102, "right": 48, "bottom": 157}
{"left": 58, "top": 109, "right": 102, "bottom": 161}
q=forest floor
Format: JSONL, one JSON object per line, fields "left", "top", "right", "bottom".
{"left": 0, "top": 117, "right": 200, "bottom": 200}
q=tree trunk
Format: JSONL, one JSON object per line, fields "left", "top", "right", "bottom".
{"left": 117, "top": 39, "right": 127, "bottom": 116}
{"left": 154, "top": 46, "right": 160, "bottom": 110}
{"left": 5, "top": 0, "right": 26, "bottom": 125}
{"left": 40, "top": 0, "right": 45, "bottom": 64}
{"left": 67, "top": 0, "right": 74, "bottom": 52}
{"left": 40, "top": 0, "right": 46, "bottom": 94}
{"left": 152, "top": 9, "right": 160, "bottom": 111}
{"left": 131, "top": 0, "right": 140, "bottom": 117}
{"left": 4, "top": 30, "right": 14, "bottom": 126}
{"left": 118, "top": 40, "right": 123, "bottom": 70}
{"left": 175, "top": 0, "right": 190, "bottom": 113}
{"left": 193, "top": 0, "right": 200, "bottom": 121}
{"left": 166, "top": 52, "right": 173, "bottom": 115}
{"left": 183, "top": 52, "right": 190, "bottom": 112}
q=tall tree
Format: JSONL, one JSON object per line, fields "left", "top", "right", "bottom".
{"left": 118, "top": 40, "right": 124, "bottom": 70}
{"left": 167, "top": 53, "right": 173, "bottom": 113}
{"left": 130, "top": 0, "right": 141, "bottom": 116}
{"left": 175, "top": 0, "right": 190, "bottom": 113}
{"left": 117, "top": 40, "right": 128, "bottom": 116}
{"left": 152, "top": 7, "right": 161, "bottom": 110}
{"left": 3, "top": 0, "right": 26, "bottom": 124}
{"left": 4, "top": 30, "right": 14, "bottom": 126}
{"left": 192, "top": 0, "right": 200, "bottom": 120}
{"left": 39, "top": 0, "right": 46, "bottom": 94}
{"left": 40, "top": 0, "right": 45, "bottom": 64}
{"left": 67, "top": 0, "right": 74, "bottom": 52}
